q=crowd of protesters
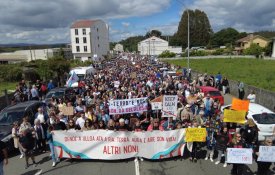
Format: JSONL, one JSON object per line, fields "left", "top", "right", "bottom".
{"left": 4, "top": 55, "right": 274, "bottom": 175}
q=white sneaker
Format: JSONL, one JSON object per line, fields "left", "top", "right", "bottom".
{"left": 215, "top": 161, "right": 220, "bottom": 165}
{"left": 139, "top": 157, "right": 144, "bottom": 161}
{"left": 20, "top": 154, "right": 24, "bottom": 159}
{"left": 210, "top": 158, "right": 213, "bottom": 162}
{"left": 223, "top": 163, "right": 227, "bottom": 167}
{"left": 52, "top": 162, "right": 56, "bottom": 167}
{"left": 204, "top": 157, "right": 208, "bottom": 160}
{"left": 56, "top": 158, "right": 60, "bottom": 162}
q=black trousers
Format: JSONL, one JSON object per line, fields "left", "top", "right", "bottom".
{"left": 238, "top": 90, "right": 245, "bottom": 100}
{"left": 231, "top": 164, "right": 244, "bottom": 175}
{"left": 257, "top": 162, "right": 272, "bottom": 175}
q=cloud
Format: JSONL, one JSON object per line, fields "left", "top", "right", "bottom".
{"left": 188, "top": 0, "right": 275, "bottom": 32}
{"left": 122, "top": 22, "right": 130, "bottom": 27}
{"left": 0, "top": 0, "right": 171, "bottom": 44}
{"left": 150, "top": 23, "right": 179, "bottom": 35}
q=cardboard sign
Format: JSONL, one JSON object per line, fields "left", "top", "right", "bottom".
{"left": 223, "top": 109, "right": 246, "bottom": 124}
{"left": 61, "top": 106, "right": 74, "bottom": 116}
{"left": 227, "top": 148, "right": 253, "bottom": 164}
{"left": 257, "top": 146, "right": 275, "bottom": 162}
{"left": 131, "top": 72, "right": 137, "bottom": 79}
{"left": 185, "top": 128, "right": 207, "bottom": 142}
{"left": 151, "top": 102, "right": 162, "bottom": 110}
{"left": 231, "top": 98, "right": 249, "bottom": 112}
{"left": 162, "top": 95, "right": 178, "bottom": 119}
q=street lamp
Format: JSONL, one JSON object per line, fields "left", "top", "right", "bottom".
{"left": 187, "top": 10, "right": 190, "bottom": 70}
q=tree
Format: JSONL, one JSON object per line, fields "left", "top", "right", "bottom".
{"left": 145, "top": 30, "right": 162, "bottom": 38}
{"left": 243, "top": 43, "right": 263, "bottom": 58}
{"left": 175, "top": 9, "right": 213, "bottom": 48}
{"left": 119, "top": 36, "right": 145, "bottom": 52}
{"left": 210, "top": 28, "right": 241, "bottom": 47}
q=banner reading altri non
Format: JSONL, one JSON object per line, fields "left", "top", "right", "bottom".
{"left": 53, "top": 129, "right": 185, "bottom": 160}
{"left": 108, "top": 97, "right": 148, "bottom": 115}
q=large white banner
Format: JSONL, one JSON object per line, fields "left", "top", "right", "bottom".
{"left": 53, "top": 129, "right": 185, "bottom": 160}
{"left": 257, "top": 146, "right": 275, "bottom": 162}
{"left": 162, "top": 95, "right": 178, "bottom": 119}
{"left": 109, "top": 97, "right": 148, "bottom": 115}
{"left": 227, "top": 148, "right": 253, "bottom": 164}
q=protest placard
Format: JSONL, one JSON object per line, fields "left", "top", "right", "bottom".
{"left": 109, "top": 97, "right": 148, "bottom": 115}
{"left": 131, "top": 72, "right": 137, "bottom": 79}
{"left": 114, "top": 81, "right": 120, "bottom": 88}
{"left": 151, "top": 102, "right": 162, "bottom": 110}
{"left": 223, "top": 109, "right": 246, "bottom": 124}
{"left": 231, "top": 98, "right": 249, "bottom": 112}
{"left": 227, "top": 148, "right": 253, "bottom": 164}
{"left": 61, "top": 106, "right": 74, "bottom": 116}
{"left": 185, "top": 128, "right": 207, "bottom": 142}
{"left": 162, "top": 95, "right": 178, "bottom": 119}
{"left": 257, "top": 146, "right": 275, "bottom": 162}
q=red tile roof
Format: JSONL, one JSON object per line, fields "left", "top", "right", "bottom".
{"left": 70, "top": 20, "right": 98, "bottom": 28}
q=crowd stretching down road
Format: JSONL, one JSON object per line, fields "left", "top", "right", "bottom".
{"left": 1, "top": 55, "right": 275, "bottom": 175}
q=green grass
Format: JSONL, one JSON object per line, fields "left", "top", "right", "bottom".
{"left": 0, "top": 82, "right": 18, "bottom": 96}
{"left": 165, "top": 58, "right": 275, "bottom": 92}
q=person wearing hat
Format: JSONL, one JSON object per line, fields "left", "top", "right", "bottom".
{"left": 116, "top": 118, "right": 130, "bottom": 131}
{"left": 241, "top": 119, "right": 258, "bottom": 149}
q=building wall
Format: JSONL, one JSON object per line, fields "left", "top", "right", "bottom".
{"left": 252, "top": 37, "right": 269, "bottom": 48}
{"left": 90, "top": 21, "right": 109, "bottom": 59}
{"left": 138, "top": 37, "right": 169, "bottom": 55}
{"left": 70, "top": 27, "right": 92, "bottom": 57}
{"left": 167, "top": 46, "right": 182, "bottom": 54}
{"left": 0, "top": 49, "right": 53, "bottom": 62}
{"left": 114, "top": 44, "right": 124, "bottom": 52}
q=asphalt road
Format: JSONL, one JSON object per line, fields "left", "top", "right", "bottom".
{"left": 4, "top": 94, "right": 275, "bottom": 175}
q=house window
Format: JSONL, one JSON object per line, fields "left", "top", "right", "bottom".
{"left": 82, "top": 29, "right": 86, "bottom": 35}
{"left": 84, "top": 46, "right": 87, "bottom": 52}
{"left": 76, "top": 37, "right": 79, "bottom": 44}
{"left": 97, "top": 28, "right": 99, "bottom": 32}
{"left": 83, "top": 37, "right": 87, "bottom": 43}
{"left": 75, "top": 29, "right": 78, "bottom": 35}
{"left": 257, "top": 43, "right": 259, "bottom": 45}
{"left": 97, "top": 36, "right": 99, "bottom": 40}
{"left": 98, "top": 44, "right": 100, "bottom": 48}
{"left": 76, "top": 46, "right": 80, "bottom": 52}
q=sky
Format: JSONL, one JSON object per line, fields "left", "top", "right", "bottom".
{"left": 0, "top": 0, "right": 274, "bottom": 44}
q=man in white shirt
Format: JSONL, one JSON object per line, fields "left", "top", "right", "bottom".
{"left": 247, "top": 90, "right": 256, "bottom": 103}
{"left": 75, "top": 113, "right": 86, "bottom": 129}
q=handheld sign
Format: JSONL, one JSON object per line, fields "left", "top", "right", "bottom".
{"left": 223, "top": 109, "right": 246, "bottom": 124}
{"left": 227, "top": 148, "right": 253, "bottom": 164}
{"left": 231, "top": 98, "right": 249, "bottom": 112}
{"left": 257, "top": 146, "right": 275, "bottom": 162}
{"left": 185, "top": 128, "right": 207, "bottom": 142}
{"left": 162, "top": 95, "right": 178, "bottom": 119}
{"left": 151, "top": 102, "right": 162, "bottom": 111}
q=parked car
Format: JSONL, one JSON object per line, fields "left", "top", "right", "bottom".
{"left": 199, "top": 86, "right": 224, "bottom": 105}
{"left": 221, "top": 103, "right": 275, "bottom": 141}
{"left": 44, "top": 87, "right": 76, "bottom": 105}
{"left": 0, "top": 101, "right": 46, "bottom": 151}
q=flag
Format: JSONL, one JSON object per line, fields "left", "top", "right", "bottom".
{"left": 67, "top": 72, "right": 79, "bottom": 87}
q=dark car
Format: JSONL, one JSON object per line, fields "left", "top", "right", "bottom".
{"left": 44, "top": 87, "right": 76, "bottom": 105}
{"left": 0, "top": 101, "right": 46, "bottom": 151}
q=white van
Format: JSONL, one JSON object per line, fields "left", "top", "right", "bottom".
{"left": 67, "top": 66, "right": 96, "bottom": 87}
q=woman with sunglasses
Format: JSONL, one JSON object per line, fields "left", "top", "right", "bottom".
{"left": 228, "top": 132, "right": 247, "bottom": 175}
{"left": 12, "top": 121, "right": 24, "bottom": 159}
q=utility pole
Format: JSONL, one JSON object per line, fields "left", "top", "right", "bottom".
{"left": 187, "top": 10, "right": 190, "bottom": 70}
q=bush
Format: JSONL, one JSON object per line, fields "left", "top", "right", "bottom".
{"left": 158, "top": 50, "right": 176, "bottom": 58}
{"left": 190, "top": 50, "right": 208, "bottom": 56}
{"left": 244, "top": 43, "right": 263, "bottom": 58}
{"left": 212, "top": 48, "right": 225, "bottom": 55}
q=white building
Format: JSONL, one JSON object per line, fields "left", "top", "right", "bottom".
{"left": 70, "top": 20, "right": 109, "bottom": 61}
{"left": 272, "top": 37, "right": 275, "bottom": 58}
{"left": 113, "top": 43, "right": 124, "bottom": 53}
{"left": 138, "top": 36, "right": 182, "bottom": 56}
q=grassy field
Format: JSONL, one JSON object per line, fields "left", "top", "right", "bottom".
{"left": 0, "top": 82, "right": 17, "bottom": 96}
{"left": 165, "top": 58, "right": 275, "bottom": 92}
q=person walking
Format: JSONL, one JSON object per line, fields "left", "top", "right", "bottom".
{"left": 19, "top": 129, "right": 37, "bottom": 169}
{"left": 255, "top": 137, "right": 273, "bottom": 175}
{"left": 12, "top": 121, "right": 24, "bottom": 159}
{"left": 238, "top": 82, "right": 245, "bottom": 100}
{"left": 47, "top": 125, "right": 59, "bottom": 167}
{"left": 247, "top": 90, "right": 256, "bottom": 103}
{"left": 221, "top": 77, "right": 229, "bottom": 95}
